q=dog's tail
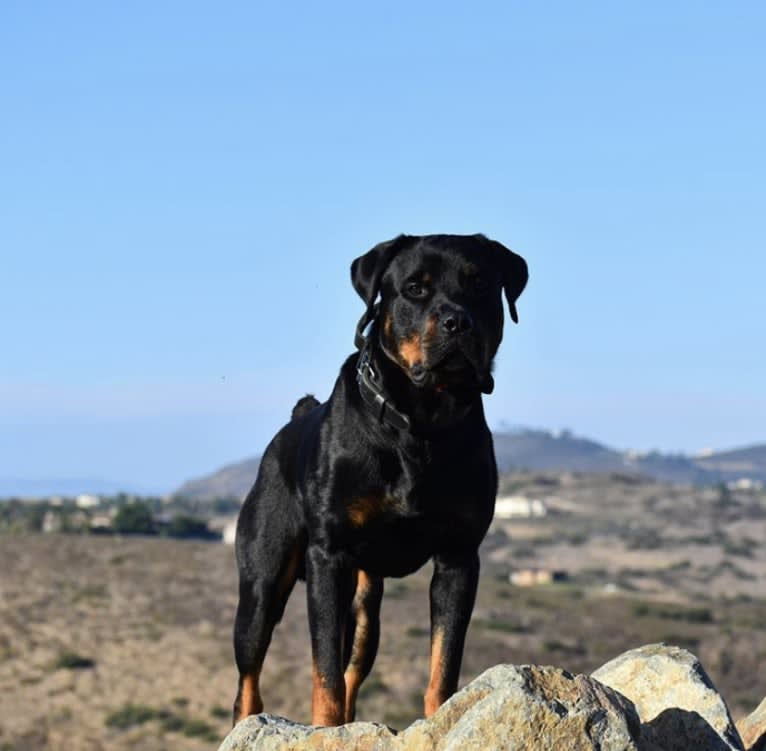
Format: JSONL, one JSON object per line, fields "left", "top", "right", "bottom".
{"left": 291, "top": 394, "right": 321, "bottom": 420}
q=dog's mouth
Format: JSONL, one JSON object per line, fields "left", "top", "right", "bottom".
{"left": 431, "top": 349, "right": 474, "bottom": 374}
{"left": 411, "top": 347, "right": 485, "bottom": 391}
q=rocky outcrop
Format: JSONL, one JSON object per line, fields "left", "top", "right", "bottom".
{"left": 592, "top": 643, "right": 744, "bottom": 751}
{"left": 218, "top": 644, "right": 750, "bottom": 751}
{"left": 738, "top": 697, "right": 766, "bottom": 751}
{"left": 398, "top": 664, "right": 640, "bottom": 751}
{"left": 218, "top": 714, "right": 397, "bottom": 751}
{"left": 220, "top": 664, "right": 640, "bottom": 751}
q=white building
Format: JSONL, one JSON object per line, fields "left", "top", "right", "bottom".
{"left": 223, "top": 520, "right": 237, "bottom": 545}
{"left": 76, "top": 494, "right": 100, "bottom": 509}
{"left": 494, "top": 495, "right": 547, "bottom": 519}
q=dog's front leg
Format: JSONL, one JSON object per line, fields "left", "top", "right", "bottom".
{"left": 306, "top": 544, "right": 354, "bottom": 726}
{"left": 425, "top": 550, "right": 480, "bottom": 718}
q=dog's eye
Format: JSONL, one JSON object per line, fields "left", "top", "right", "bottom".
{"left": 406, "top": 282, "right": 428, "bottom": 298}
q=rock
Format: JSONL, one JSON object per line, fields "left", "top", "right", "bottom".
{"left": 218, "top": 714, "right": 397, "bottom": 751}
{"left": 218, "top": 664, "right": 642, "bottom": 751}
{"left": 738, "top": 697, "right": 766, "bottom": 751}
{"left": 399, "top": 664, "right": 641, "bottom": 751}
{"left": 592, "top": 643, "right": 744, "bottom": 751}
{"left": 218, "top": 646, "right": 753, "bottom": 751}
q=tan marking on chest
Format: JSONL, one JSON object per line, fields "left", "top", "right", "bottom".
{"left": 347, "top": 496, "right": 399, "bottom": 527}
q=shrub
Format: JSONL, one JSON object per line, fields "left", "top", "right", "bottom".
{"left": 406, "top": 626, "right": 429, "bottom": 638}
{"left": 633, "top": 602, "right": 713, "bottom": 624}
{"left": 164, "top": 514, "right": 216, "bottom": 540}
{"left": 105, "top": 704, "right": 157, "bottom": 729}
{"left": 113, "top": 502, "right": 155, "bottom": 535}
{"left": 210, "top": 705, "right": 229, "bottom": 719}
{"left": 53, "top": 651, "right": 95, "bottom": 670}
{"left": 473, "top": 618, "right": 529, "bottom": 634}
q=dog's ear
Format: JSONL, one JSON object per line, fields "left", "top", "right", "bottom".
{"left": 351, "top": 235, "right": 411, "bottom": 347}
{"left": 480, "top": 236, "right": 528, "bottom": 324}
{"left": 351, "top": 234, "right": 411, "bottom": 307}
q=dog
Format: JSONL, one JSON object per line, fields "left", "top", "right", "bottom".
{"left": 232, "top": 233, "right": 528, "bottom": 726}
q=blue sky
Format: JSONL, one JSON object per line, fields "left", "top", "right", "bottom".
{"left": 1, "top": 2, "right": 764, "bottom": 494}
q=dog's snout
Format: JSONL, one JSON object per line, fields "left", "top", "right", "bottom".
{"left": 441, "top": 308, "right": 473, "bottom": 335}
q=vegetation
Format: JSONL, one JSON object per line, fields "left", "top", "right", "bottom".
{"left": 105, "top": 703, "right": 157, "bottom": 729}
{"left": 113, "top": 502, "right": 155, "bottom": 535}
{"left": 0, "top": 493, "right": 235, "bottom": 540}
{"left": 163, "top": 514, "right": 218, "bottom": 540}
{"left": 633, "top": 603, "right": 714, "bottom": 624}
{"left": 104, "top": 702, "right": 218, "bottom": 741}
{"left": 53, "top": 651, "right": 96, "bottom": 670}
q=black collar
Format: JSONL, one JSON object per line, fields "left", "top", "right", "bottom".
{"left": 355, "top": 341, "right": 411, "bottom": 432}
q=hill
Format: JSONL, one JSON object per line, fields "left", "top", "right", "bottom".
{"left": 173, "top": 457, "right": 261, "bottom": 501}
{"left": 493, "top": 429, "right": 720, "bottom": 485}
{"left": 695, "top": 444, "right": 766, "bottom": 479}
{"left": 172, "top": 428, "right": 766, "bottom": 501}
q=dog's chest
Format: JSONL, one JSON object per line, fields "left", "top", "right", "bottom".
{"left": 340, "top": 485, "right": 486, "bottom": 577}
{"left": 343, "top": 506, "right": 440, "bottom": 577}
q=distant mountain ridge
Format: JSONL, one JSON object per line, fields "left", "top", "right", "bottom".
{"left": 0, "top": 477, "right": 155, "bottom": 498}
{"left": 173, "top": 457, "right": 262, "bottom": 502}
{"left": 172, "top": 428, "right": 766, "bottom": 501}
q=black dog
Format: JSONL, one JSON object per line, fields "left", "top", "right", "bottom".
{"left": 232, "top": 234, "right": 527, "bottom": 726}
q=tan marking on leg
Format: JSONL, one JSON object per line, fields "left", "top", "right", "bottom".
{"left": 343, "top": 571, "right": 374, "bottom": 721}
{"left": 312, "top": 662, "right": 345, "bottom": 726}
{"left": 348, "top": 571, "right": 372, "bottom": 667}
{"left": 398, "top": 334, "right": 423, "bottom": 367}
{"left": 236, "top": 673, "right": 263, "bottom": 722}
{"left": 344, "top": 669, "right": 362, "bottom": 723}
{"left": 424, "top": 627, "right": 446, "bottom": 718}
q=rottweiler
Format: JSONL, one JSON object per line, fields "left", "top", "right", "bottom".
{"left": 232, "top": 233, "right": 528, "bottom": 726}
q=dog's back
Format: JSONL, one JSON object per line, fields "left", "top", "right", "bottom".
{"left": 291, "top": 394, "right": 320, "bottom": 421}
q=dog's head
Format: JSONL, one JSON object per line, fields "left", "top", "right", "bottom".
{"left": 351, "top": 234, "right": 527, "bottom": 394}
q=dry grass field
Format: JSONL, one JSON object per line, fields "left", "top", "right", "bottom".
{"left": 1, "top": 473, "right": 765, "bottom": 750}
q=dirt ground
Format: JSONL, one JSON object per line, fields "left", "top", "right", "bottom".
{"left": 1, "top": 474, "right": 765, "bottom": 750}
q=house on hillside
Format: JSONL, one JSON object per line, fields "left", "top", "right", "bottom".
{"left": 728, "top": 477, "right": 763, "bottom": 491}
{"left": 207, "top": 516, "right": 238, "bottom": 544}
{"left": 223, "top": 521, "right": 237, "bottom": 545}
{"left": 494, "top": 495, "right": 547, "bottom": 519}
{"left": 76, "top": 494, "right": 100, "bottom": 509}
{"left": 90, "top": 512, "right": 114, "bottom": 531}
{"left": 510, "top": 568, "right": 567, "bottom": 587}
{"left": 42, "top": 510, "right": 63, "bottom": 534}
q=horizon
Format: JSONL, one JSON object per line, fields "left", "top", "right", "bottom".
{"left": 2, "top": 3, "right": 765, "bottom": 493}
{"left": 1, "top": 424, "right": 761, "bottom": 498}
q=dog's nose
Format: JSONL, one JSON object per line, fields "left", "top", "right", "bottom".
{"left": 441, "top": 309, "right": 473, "bottom": 335}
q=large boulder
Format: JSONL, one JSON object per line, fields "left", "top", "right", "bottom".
{"left": 218, "top": 664, "right": 641, "bottom": 751}
{"left": 592, "top": 643, "right": 744, "bottom": 751}
{"left": 399, "top": 664, "right": 640, "bottom": 751}
{"left": 738, "top": 697, "right": 766, "bottom": 751}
